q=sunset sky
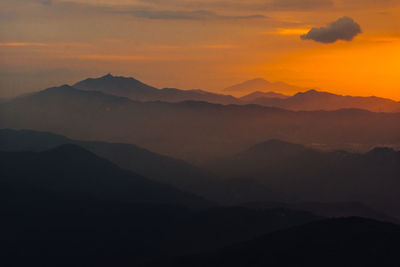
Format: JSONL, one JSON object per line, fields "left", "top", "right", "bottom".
{"left": 1, "top": 0, "right": 399, "bottom": 99}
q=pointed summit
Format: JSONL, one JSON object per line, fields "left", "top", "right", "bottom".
{"left": 102, "top": 73, "right": 114, "bottom": 79}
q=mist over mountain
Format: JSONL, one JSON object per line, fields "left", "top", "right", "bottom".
{"left": 3, "top": 128, "right": 397, "bottom": 222}
{"left": 2, "top": 84, "right": 400, "bottom": 163}
{"left": 223, "top": 78, "right": 303, "bottom": 95}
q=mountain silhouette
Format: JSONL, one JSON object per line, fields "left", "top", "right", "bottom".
{"left": 74, "top": 74, "right": 238, "bottom": 104}
{"left": 158, "top": 217, "right": 400, "bottom": 267}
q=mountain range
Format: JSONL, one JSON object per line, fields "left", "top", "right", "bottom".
{"left": 1, "top": 143, "right": 322, "bottom": 266}
{"left": 74, "top": 74, "right": 238, "bottom": 105}
{"left": 242, "top": 89, "right": 400, "bottom": 112}
{"left": 2, "top": 128, "right": 399, "bottom": 221}
{"left": 71, "top": 74, "right": 400, "bottom": 112}
{"left": 2, "top": 72, "right": 400, "bottom": 266}
{"left": 0, "top": 129, "right": 280, "bottom": 204}
{"left": 1, "top": 82, "right": 400, "bottom": 162}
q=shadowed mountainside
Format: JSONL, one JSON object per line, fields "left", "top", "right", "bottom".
{"left": 206, "top": 139, "right": 400, "bottom": 218}
{"left": 155, "top": 217, "right": 400, "bottom": 267}
{"left": 0, "top": 144, "right": 211, "bottom": 208}
{"left": 2, "top": 129, "right": 398, "bottom": 222}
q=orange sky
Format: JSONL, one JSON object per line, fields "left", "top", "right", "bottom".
{"left": 0, "top": 0, "right": 399, "bottom": 99}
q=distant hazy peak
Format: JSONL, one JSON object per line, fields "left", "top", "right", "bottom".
{"left": 224, "top": 78, "right": 303, "bottom": 96}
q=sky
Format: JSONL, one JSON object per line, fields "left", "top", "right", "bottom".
{"left": 1, "top": 0, "right": 400, "bottom": 99}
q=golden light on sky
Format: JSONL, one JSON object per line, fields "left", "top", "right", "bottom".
{"left": 0, "top": 0, "right": 399, "bottom": 99}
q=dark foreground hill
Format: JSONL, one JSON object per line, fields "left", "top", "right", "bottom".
{"left": 0, "top": 146, "right": 320, "bottom": 266}
{"left": 156, "top": 217, "right": 400, "bottom": 267}
{"left": 1, "top": 85, "right": 400, "bottom": 162}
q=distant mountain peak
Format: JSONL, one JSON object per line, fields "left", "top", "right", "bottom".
{"left": 224, "top": 78, "right": 303, "bottom": 96}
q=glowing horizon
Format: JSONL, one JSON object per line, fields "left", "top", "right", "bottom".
{"left": 1, "top": 0, "right": 399, "bottom": 100}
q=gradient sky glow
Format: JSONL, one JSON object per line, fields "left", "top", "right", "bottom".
{"left": 1, "top": 0, "right": 399, "bottom": 99}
